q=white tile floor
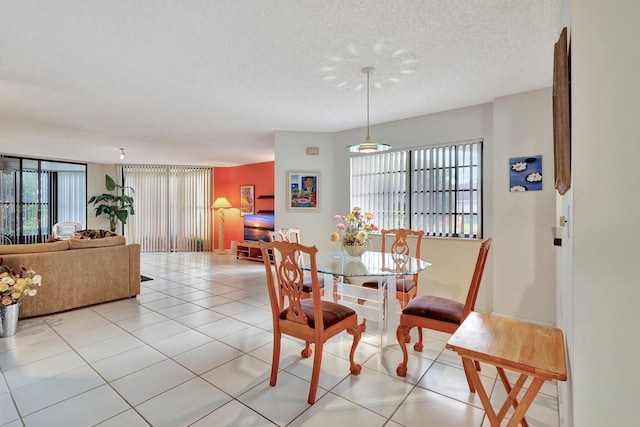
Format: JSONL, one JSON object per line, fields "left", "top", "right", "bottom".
{"left": 0, "top": 252, "right": 560, "bottom": 427}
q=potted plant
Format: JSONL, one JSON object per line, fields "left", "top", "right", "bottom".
{"left": 329, "top": 206, "right": 377, "bottom": 259}
{"left": 0, "top": 258, "right": 42, "bottom": 337}
{"left": 88, "top": 175, "right": 135, "bottom": 232}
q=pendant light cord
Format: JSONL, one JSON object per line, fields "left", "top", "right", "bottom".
{"left": 364, "top": 67, "right": 373, "bottom": 143}
{"left": 346, "top": 66, "right": 389, "bottom": 153}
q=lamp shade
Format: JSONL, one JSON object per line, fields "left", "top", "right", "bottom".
{"left": 212, "top": 197, "right": 232, "bottom": 209}
{"left": 346, "top": 142, "right": 391, "bottom": 153}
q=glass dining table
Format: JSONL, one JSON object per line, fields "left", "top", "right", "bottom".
{"left": 299, "top": 250, "right": 431, "bottom": 348}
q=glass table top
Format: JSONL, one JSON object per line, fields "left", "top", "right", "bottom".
{"left": 299, "top": 251, "right": 431, "bottom": 278}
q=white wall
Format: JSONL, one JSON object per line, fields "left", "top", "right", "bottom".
{"left": 570, "top": 2, "right": 640, "bottom": 425}
{"left": 493, "top": 88, "right": 557, "bottom": 323}
{"left": 273, "top": 131, "right": 336, "bottom": 249}
{"left": 556, "top": 2, "right": 573, "bottom": 426}
{"left": 86, "top": 162, "right": 118, "bottom": 230}
{"left": 275, "top": 95, "right": 556, "bottom": 323}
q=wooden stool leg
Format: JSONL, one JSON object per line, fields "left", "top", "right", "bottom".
{"left": 462, "top": 360, "right": 477, "bottom": 393}
{"left": 461, "top": 358, "right": 498, "bottom": 424}
{"left": 497, "top": 368, "right": 529, "bottom": 427}
{"left": 505, "top": 378, "right": 544, "bottom": 427}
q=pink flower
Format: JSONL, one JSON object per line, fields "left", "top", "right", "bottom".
{"left": 330, "top": 207, "right": 376, "bottom": 246}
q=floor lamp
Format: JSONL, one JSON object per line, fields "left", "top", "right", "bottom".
{"left": 212, "top": 197, "right": 232, "bottom": 255}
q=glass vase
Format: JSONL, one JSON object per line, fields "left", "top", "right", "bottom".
{"left": 342, "top": 242, "right": 368, "bottom": 259}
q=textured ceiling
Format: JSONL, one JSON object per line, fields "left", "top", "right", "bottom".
{"left": 0, "top": 0, "right": 562, "bottom": 166}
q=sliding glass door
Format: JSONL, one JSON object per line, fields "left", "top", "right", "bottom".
{"left": 0, "top": 156, "right": 86, "bottom": 244}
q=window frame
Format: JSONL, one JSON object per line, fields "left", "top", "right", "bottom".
{"left": 350, "top": 139, "right": 483, "bottom": 239}
{"left": 0, "top": 155, "right": 87, "bottom": 244}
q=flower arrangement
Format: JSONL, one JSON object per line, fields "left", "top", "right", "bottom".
{"left": 330, "top": 207, "right": 378, "bottom": 248}
{"left": 0, "top": 259, "right": 42, "bottom": 306}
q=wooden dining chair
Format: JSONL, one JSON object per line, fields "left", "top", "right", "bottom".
{"left": 259, "top": 240, "right": 364, "bottom": 404}
{"left": 395, "top": 238, "right": 491, "bottom": 392}
{"left": 362, "top": 229, "right": 425, "bottom": 309}
{"left": 268, "top": 228, "right": 301, "bottom": 245}
{"left": 268, "top": 228, "right": 325, "bottom": 301}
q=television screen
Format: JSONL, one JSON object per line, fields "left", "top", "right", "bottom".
{"left": 243, "top": 214, "right": 275, "bottom": 242}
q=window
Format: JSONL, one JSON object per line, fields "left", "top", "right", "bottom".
{"left": 350, "top": 139, "right": 482, "bottom": 238}
{"left": 0, "top": 156, "right": 86, "bottom": 244}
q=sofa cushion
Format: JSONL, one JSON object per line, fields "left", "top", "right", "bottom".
{"left": 0, "top": 240, "right": 70, "bottom": 255}
{"left": 69, "top": 235, "right": 126, "bottom": 249}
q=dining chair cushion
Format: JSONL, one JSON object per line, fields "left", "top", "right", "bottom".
{"left": 302, "top": 275, "right": 325, "bottom": 293}
{"left": 362, "top": 278, "right": 416, "bottom": 292}
{"left": 280, "top": 300, "right": 356, "bottom": 329}
{"left": 402, "top": 295, "right": 464, "bottom": 325}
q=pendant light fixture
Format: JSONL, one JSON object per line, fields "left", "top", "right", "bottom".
{"left": 119, "top": 148, "right": 125, "bottom": 160}
{"left": 346, "top": 67, "right": 391, "bottom": 153}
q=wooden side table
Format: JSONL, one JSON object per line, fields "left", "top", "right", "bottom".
{"left": 446, "top": 312, "right": 567, "bottom": 427}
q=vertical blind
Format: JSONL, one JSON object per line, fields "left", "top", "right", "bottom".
{"left": 122, "top": 165, "right": 212, "bottom": 252}
{"left": 411, "top": 141, "right": 482, "bottom": 238}
{"left": 350, "top": 139, "right": 482, "bottom": 238}
{"left": 57, "top": 171, "right": 87, "bottom": 225}
{"left": 351, "top": 151, "right": 408, "bottom": 230}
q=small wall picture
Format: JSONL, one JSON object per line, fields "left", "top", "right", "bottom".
{"left": 510, "top": 155, "right": 542, "bottom": 192}
{"left": 240, "top": 185, "right": 254, "bottom": 216}
{"left": 288, "top": 171, "right": 318, "bottom": 210}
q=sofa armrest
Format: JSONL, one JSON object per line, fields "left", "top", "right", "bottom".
{"left": 128, "top": 244, "right": 141, "bottom": 296}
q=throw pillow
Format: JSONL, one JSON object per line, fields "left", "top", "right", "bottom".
{"left": 74, "top": 229, "right": 119, "bottom": 239}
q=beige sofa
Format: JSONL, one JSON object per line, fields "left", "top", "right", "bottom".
{"left": 0, "top": 236, "right": 141, "bottom": 318}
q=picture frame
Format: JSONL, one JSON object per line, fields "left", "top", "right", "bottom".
{"left": 240, "top": 185, "right": 254, "bottom": 216}
{"left": 287, "top": 171, "right": 319, "bottom": 210}
{"left": 509, "top": 155, "right": 543, "bottom": 192}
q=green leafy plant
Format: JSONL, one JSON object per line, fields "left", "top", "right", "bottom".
{"left": 88, "top": 175, "right": 135, "bottom": 232}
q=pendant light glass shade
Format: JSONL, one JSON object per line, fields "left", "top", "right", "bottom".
{"left": 346, "top": 141, "right": 391, "bottom": 153}
{"left": 346, "top": 67, "right": 391, "bottom": 153}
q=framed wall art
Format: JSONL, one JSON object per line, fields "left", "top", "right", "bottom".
{"left": 287, "top": 171, "right": 318, "bottom": 210}
{"left": 240, "top": 185, "right": 254, "bottom": 216}
{"left": 509, "top": 155, "right": 542, "bottom": 192}
{"left": 553, "top": 27, "right": 571, "bottom": 195}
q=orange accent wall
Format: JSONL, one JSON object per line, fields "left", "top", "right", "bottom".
{"left": 213, "top": 161, "right": 274, "bottom": 249}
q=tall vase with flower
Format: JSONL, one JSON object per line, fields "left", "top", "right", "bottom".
{"left": 0, "top": 258, "right": 42, "bottom": 337}
{"left": 330, "top": 207, "right": 378, "bottom": 259}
